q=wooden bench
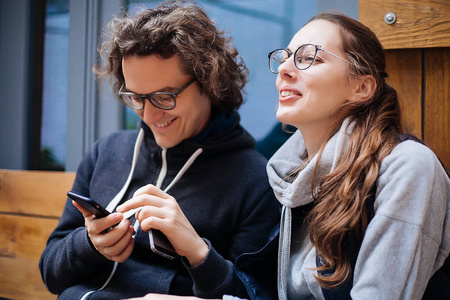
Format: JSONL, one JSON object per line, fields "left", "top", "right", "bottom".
{"left": 0, "top": 169, "right": 75, "bottom": 300}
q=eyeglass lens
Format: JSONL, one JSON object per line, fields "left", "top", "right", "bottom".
{"left": 269, "top": 44, "right": 317, "bottom": 73}
{"left": 121, "top": 94, "right": 143, "bottom": 109}
{"left": 121, "top": 93, "right": 175, "bottom": 110}
{"left": 120, "top": 78, "right": 197, "bottom": 110}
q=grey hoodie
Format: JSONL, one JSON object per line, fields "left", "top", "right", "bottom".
{"left": 267, "top": 120, "right": 450, "bottom": 300}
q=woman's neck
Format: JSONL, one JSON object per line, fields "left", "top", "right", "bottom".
{"left": 297, "top": 123, "right": 333, "bottom": 158}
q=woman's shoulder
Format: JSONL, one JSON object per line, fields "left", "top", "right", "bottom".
{"left": 376, "top": 138, "right": 449, "bottom": 220}
{"left": 380, "top": 138, "right": 443, "bottom": 177}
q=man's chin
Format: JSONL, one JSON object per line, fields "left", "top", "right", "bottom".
{"left": 154, "top": 137, "right": 181, "bottom": 149}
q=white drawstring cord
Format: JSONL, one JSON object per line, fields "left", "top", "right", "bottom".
{"left": 163, "top": 148, "right": 203, "bottom": 193}
{"left": 106, "top": 129, "right": 144, "bottom": 212}
{"left": 80, "top": 130, "right": 203, "bottom": 299}
{"left": 80, "top": 129, "right": 144, "bottom": 300}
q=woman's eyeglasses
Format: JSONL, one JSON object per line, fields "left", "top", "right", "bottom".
{"left": 118, "top": 78, "right": 196, "bottom": 110}
{"left": 268, "top": 44, "right": 350, "bottom": 74}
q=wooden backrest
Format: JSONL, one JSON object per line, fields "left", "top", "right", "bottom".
{"left": 0, "top": 169, "right": 75, "bottom": 300}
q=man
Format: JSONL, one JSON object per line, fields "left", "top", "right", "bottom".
{"left": 39, "top": 1, "right": 279, "bottom": 299}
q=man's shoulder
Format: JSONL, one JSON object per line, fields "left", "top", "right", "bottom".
{"left": 97, "top": 129, "right": 140, "bottom": 148}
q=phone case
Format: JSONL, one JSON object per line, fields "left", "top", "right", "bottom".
{"left": 67, "top": 191, "right": 110, "bottom": 218}
{"left": 149, "top": 229, "right": 177, "bottom": 260}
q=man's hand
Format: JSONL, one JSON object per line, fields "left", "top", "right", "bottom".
{"left": 73, "top": 201, "right": 135, "bottom": 262}
{"left": 117, "top": 184, "right": 209, "bottom": 266}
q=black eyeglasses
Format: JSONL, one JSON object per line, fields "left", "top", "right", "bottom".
{"left": 118, "top": 78, "right": 196, "bottom": 110}
{"left": 268, "top": 44, "right": 351, "bottom": 74}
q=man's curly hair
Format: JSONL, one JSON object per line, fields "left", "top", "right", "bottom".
{"left": 94, "top": 0, "right": 248, "bottom": 112}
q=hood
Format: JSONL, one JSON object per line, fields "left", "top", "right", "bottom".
{"left": 267, "top": 118, "right": 354, "bottom": 300}
{"left": 267, "top": 119, "right": 354, "bottom": 208}
{"left": 139, "top": 111, "right": 256, "bottom": 171}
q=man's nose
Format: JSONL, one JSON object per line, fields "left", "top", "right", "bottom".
{"left": 142, "top": 100, "right": 165, "bottom": 123}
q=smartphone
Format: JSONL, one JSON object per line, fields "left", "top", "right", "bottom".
{"left": 149, "top": 228, "right": 177, "bottom": 260}
{"left": 67, "top": 191, "right": 110, "bottom": 218}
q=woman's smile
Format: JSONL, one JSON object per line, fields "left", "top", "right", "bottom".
{"left": 279, "top": 87, "right": 302, "bottom": 103}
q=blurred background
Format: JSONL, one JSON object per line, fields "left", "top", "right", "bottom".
{"left": 0, "top": 0, "right": 357, "bottom": 171}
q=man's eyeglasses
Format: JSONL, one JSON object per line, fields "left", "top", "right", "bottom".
{"left": 268, "top": 44, "right": 351, "bottom": 74}
{"left": 118, "top": 78, "right": 196, "bottom": 110}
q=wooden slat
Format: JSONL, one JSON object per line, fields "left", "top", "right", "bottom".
{"left": 0, "top": 169, "right": 75, "bottom": 217}
{"left": 0, "top": 169, "right": 72, "bottom": 299}
{"left": 424, "top": 48, "right": 450, "bottom": 173}
{"left": 0, "top": 215, "right": 59, "bottom": 260}
{"left": 384, "top": 49, "right": 423, "bottom": 137}
{"left": 359, "top": 0, "right": 450, "bottom": 49}
{"left": 0, "top": 256, "right": 56, "bottom": 300}
{"left": 0, "top": 215, "right": 59, "bottom": 299}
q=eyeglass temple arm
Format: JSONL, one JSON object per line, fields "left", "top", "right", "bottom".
{"left": 174, "top": 78, "right": 196, "bottom": 96}
{"left": 319, "top": 47, "right": 351, "bottom": 64}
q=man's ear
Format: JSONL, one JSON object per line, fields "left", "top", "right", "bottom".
{"left": 349, "top": 75, "right": 376, "bottom": 103}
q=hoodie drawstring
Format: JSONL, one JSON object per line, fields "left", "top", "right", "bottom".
{"left": 278, "top": 205, "right": 292, "bottom": 300}
{"left": 105, "top": 129, "right": 145, "bottom": 213}
{"left": 80, "top": 129, "right": 203, "bottom": 299}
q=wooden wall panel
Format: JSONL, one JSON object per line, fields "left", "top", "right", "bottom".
{"left": 384, "top": 49, "right": 423, "bottom": 137}
{"left": 424, "top": 48, "right": 450, "bottom": 173}
{"left": 360, "top": 0, "right": 449, "bottom": 173}
{"left": 359, "top": 0, "right": 450, "bottom": 49}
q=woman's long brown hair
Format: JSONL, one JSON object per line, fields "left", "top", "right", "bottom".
{"left": 305, "top": 12, "right": 403, "bottom": 288}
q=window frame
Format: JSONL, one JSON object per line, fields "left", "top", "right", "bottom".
{"left": 0, "top": 0, "right": 357, "bottom": 171}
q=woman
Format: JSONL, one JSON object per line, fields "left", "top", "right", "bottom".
{"left": 266, "top": 11, "right": 450, "bottom": 300}
{"left": 129, "top": 10, "right": 450, "bottom": 300}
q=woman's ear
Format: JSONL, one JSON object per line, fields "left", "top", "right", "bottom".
{"left": 349, "top": 75, "right": 376, "bottom": 103}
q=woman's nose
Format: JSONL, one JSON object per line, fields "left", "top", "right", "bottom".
{"left": 278, "top": 56, "right": 296, "bottom": 79}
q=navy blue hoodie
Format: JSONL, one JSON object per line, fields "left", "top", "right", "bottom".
{"left": 39, "top": 113, "right": 280, "bottom": 299}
